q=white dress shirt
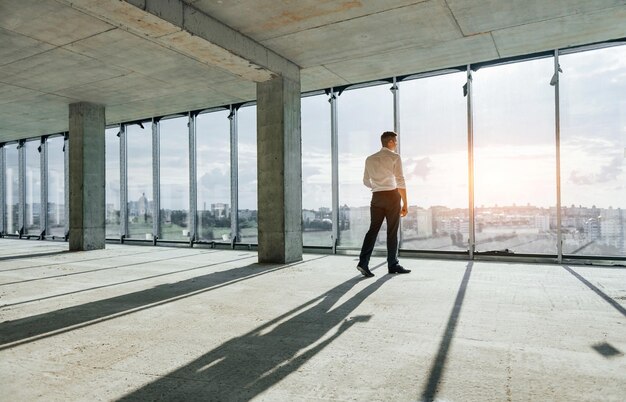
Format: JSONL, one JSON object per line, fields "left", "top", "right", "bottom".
{"left": 363, "top": 147, "right": 406, "bottom": 192}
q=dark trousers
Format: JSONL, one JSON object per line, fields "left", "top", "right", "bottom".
{"left": 358, "top": 189, "right": 401, "bottom": 269}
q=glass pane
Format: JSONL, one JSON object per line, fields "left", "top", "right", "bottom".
{"left": 473, "top": 58, "right": 557, "bottom": 254}
{"left": 25, "top": 140, "right": 41, "bottom": 235}
{"left": 338, "top": 84, "right": 394, "bottom": 247}
{"left": 160, "top": 116, "right": 189, "bottom": 241}
{"left": 105, "top": 127, "right": 120, "bottom": 238}
{"left": 238, "top": 105, "right": 258, "bottom": 244}
{"left": 399, "top": 73, "right": 469, "bottom": 251}
{"left": 197, "top": 110, "right": 231, "bottom": 242}
{"left": 127, "top": 123, "right": 153, "bottom": 239}
{"left": 47, "top": 136, "right": 66, "bottom": 237}
{"left": 302, "top": 94, "right": 332, "bottom": 247}
{"left": 4, "top": 144, "right": 19, "bottom": 235}
{"left": 560, "top": 45, "right": 626, "bottom": 257}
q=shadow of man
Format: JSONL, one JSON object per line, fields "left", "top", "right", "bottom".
{"left": 119, "top": 269, "right": 393, "bottom": 401}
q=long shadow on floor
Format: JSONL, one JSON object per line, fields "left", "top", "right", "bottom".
{"left": 0, "top": 249, "right": 223, "bottom": 285}
{"left": 0, "top": 250, "right": 68, "bottom": 262}
{"left": 420, "top": 261, "right": 473, "bottom": 402}
{"left": 563, "top": 265, "right": 626, "bottom": 317}
{"left": 0, "top": 247, "right": 172, "bottom": 272}
{"left": 118, "top": 267, "right": 392, "bottom": 401}
{"left": 0, "top": 256, "right": 326, "bottom": 350}
{"left": 1, "top": 252, "right": 248, "bottom": 309}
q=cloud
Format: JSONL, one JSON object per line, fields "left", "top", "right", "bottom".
{"left": 569, "top": 155, "right": 623, "bottom": 185}
{"left": 405, "top": 157, "right": 432, "bottom": 180}
{"left": 199, "top": 168, "right": 229, "bottom": 189}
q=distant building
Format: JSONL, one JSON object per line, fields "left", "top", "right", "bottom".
{"left": 535, "top": 215, "right": 550, "bottom": 232}
{"left": 211, "top": 203, "right": 230, "bottom": 219}
{"left": 584, "top": 218, "right": 601, "bottom": 240}
{"left": 416, "top": 208, "right": 433, "bottom": 238}
{"left": 302, "top": 209, "right": 316, "bottom": 222}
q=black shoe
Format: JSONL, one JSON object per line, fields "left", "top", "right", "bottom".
{"left": 357, "top": 265, "right": 375, "bottom": 278}
{"left": 388, "top": 265, "right": 411, "bottom": 274}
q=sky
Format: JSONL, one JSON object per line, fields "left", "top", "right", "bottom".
{"left": 302, "top": 44, "right": 625, "bottom": 211}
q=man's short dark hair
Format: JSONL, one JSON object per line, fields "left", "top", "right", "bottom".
{"left": 381, "top": 131, "right": 398, "bottom": 147}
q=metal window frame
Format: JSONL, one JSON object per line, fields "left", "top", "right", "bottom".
{"left": 152, "top": 117, "right": 160, "bottom": 243}
{"left": 189, "top": 111, "right": 198, "bottom": 244}
{"left": 0, "top": 144, "right": 5, "bottom": 236}
{"left": 466, "top": 65, "right": 476, "bottom": 259}
{"left": 21, "top": 138, "right": 42, "bottom": 237}
{"left": 18, "top": 139, "right": 26, "bottom": 237}
{"left": 41, "top": 133, "right": 66, "bottom": 239}
{"left": 4, "top": 39, "right": 624, "bottom": 265}
{"left": 391, "top": 77, "right": 402, "bottom": 248}
{"left": 553, "top": 50, "right": 563, "bottom": 263}
{"left": 40, "top": 136, "right": 48, "bottom": 238}
{"left": 119, "top": 124, "right": 128, "bottom": 241}
{"left": 230, "top": 105, "right": 240, "bottom": 242}
{"left": 329, "top": 88, "right": 339, "bottom": 254}
{"left": 64, "top": 132, "right": 69, "bottom": 240}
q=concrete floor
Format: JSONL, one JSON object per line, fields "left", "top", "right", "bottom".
{"left": 0, "top": 239, "right": 624, "bottom": 401}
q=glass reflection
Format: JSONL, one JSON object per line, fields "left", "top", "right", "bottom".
{"left": 238, "top": 105, "right": 258, "bottom": 244}
{"left": 105, "top": 127, "right": 120, "bottom": 237}
{"left": 159, "top": 116, "right": 189, "bottom": 241}
{"left": 197, "top": 110, "right": 231, "bottom": 242}
{"left": 4, "top": 144, "right": 19, "bottom": 235}
{"left": 25, "top": 140, "right": 41, "bottom": 235}
{"left": 473, "top": 58, "right": 557, "bottom": 254}
{"left": 302, "top": 94, "right": 332, "bottom": 247}
{"left": 126, "top": 122, "right": 153, "bottom": 239}
{"left": 338, "top": 84, "right": 394, "bottom": 247}
{"left": 560, "top": 45, "right": 626, "bottom": 257}
{"left": 399, "top": 72, "right": 469, "bottom": 251}
{"left": 47, "top": 136, "right": 66, "bottom": 237}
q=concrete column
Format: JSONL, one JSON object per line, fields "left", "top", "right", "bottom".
{"left": 256, "top": 74, "right": 302, "bottom": 263}
{"left": 68, "top": 102, "right": 106, "bottom": 251}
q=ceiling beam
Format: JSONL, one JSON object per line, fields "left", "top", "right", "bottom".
{"left": 58, "top": 0, "right": 300, "bottom": 82}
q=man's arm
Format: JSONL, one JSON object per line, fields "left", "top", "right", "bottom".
{"left": 363, "top": 163, "right": 372, "bottom": 188}
{"left": 395, "top": 155, "right": 408, "bottom": 216}
{"left": 398, "top": 188, "right": 408, "bottom": 217}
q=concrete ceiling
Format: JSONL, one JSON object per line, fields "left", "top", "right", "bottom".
{"left": 0, "top": 0, "right": 625, "bottom": 142}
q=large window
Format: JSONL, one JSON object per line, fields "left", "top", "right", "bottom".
{"left": 238, "top": 105, "right": 257, "bottom": 244}
{"left": 105, "top": 127, "right": 120, "bottom": 238}
{"left": 560, "top": 45, "right": 626, "bottom": 257}
{"left": 337, "top": 84, "right": 394, "bottom": 247}
{"left": 473, "top": 58, "right": 557, "bottom": 254}
{"left": 126, "top": 122, "right": 153, "bottom": 239}
{"left": 47, "top": 136, "right": 65, "bottom": 237}
{"left": 302, "top": 94, "right": 332, "bottom": 247}
{"left": 25, "top": 139, "right": 41, "bottom": 235}
{"left": 399, "top": 72, "right": 469, "bottom": 251}
{"left": 4, "top": 143, "right": 19, "bottom": 235}
{"left": 197, "top": 110, "right": 231, "bottom": 242}
{"left": 159, "top": 116, "right": 189, "bottom": 241}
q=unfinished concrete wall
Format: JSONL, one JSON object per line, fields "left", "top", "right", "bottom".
{"left": 256, "top": 74, "right": 302, "bottom": 263}
{"left": 68, "top": 102, "right": 106, "bottom": 251}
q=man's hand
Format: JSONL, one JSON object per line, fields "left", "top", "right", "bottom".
{"left": 398, "top": 188, "right": 408, "bottom": 217}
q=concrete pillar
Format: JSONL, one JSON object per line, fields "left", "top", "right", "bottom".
{"left": 256, "top": 74, "right": 302, "bottom": 263}
{"left": 68, "top": 102, "right": 106, "bottom": 251}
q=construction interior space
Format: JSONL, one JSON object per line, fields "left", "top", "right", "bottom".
{"left": 1, "top": 0, "right": 625, "bottom": 400}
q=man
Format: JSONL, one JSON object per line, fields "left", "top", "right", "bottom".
{"left": 357, "top": 131, "right": 411, "bottom": 277}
